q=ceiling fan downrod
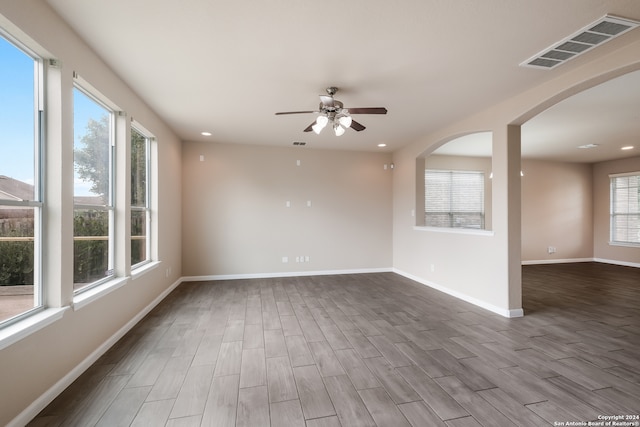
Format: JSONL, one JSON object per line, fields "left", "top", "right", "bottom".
{"left": 326, "top": 86, "right": 338, "bottom": 96}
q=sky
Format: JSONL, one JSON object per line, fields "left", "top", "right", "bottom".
{"left": 1, "top": 35, "right": 108, "bottom": 198}
{"left": 0, "top": 36, "right": 34, "bottom": 185}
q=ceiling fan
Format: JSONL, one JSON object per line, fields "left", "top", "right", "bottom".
{"left": 275, "top": 87, "right": 387, "bottom": 136}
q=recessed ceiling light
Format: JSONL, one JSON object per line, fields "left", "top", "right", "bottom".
{"left": 377, "top": 143, "right": 387, "bottom": 148}
{"left": 201, "top": 131, "right": 212, "bottom": 136}
{"left": 621, "top": 145, "right": 634, "bottom": 150}
{"left": 577, "top": 143, "right": 599, "bottom": 149}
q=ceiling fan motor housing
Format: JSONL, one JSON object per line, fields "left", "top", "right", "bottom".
{"left": 320, "top": 100, "right": 343, "bottom": 114}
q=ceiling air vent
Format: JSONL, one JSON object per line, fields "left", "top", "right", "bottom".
{"left": 520, "top": 15, "right": 640, "bottom": 70}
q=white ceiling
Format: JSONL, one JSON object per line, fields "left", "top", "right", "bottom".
{"left": 435, "top": 69, "right": 640, "bottom": 162}
{"left": 45, "top": 0, "right": 640, "bottom": 162}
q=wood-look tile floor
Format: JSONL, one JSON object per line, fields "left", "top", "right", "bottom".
{"left": 29, "top": 262, "right": 640, "bottom": 426}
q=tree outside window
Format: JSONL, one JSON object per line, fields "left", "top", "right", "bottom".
{"left": 131, "top": 127, "right": 150, "bottom": 267}
{"left": 73, "top": 87, "right": 113, "bottom": 291}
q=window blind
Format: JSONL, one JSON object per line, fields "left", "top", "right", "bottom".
{"left": 425, "top": 170, "right": 485, "bottom": 229}
{"left": 610, "top": 173, "right": 640, "bottom": 244}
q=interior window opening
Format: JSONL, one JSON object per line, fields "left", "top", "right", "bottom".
{"left": 416, "top": 132, "right": 493, "bottom": 231}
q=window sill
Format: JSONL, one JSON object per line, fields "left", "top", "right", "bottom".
{"left": 413, "top": 226, "right": 495, "bottom": 236}
{"left": 73, "top": 276, "right": 129, "bottom": 311}
{"left": 131, "top": 260, "right": 161, "bottom": 281}
{"left": 608, "top": 241, "right": 640, "bottom": 248}
{"left": 0, "top": 307, "right": 69, "bottom": 351}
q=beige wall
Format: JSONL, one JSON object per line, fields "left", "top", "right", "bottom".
{"left": 593, "top": 155, "right": 640, "bottom": 265}
{"left": 181, "top": 142, "right": 393, "bottom": 277}
{"left": 2, "top": 1, "right": 640, "bottom": 424}
{"left": 0, "top": 2, "right": 183, "bottom": 425}
{"left": 393, "top": 125, "right": 522, "bottom": 317}
{"left": 520, "top": 157, "right": 640, "bottom": 267}
{"left": 393, "top": 35, "right": 640, "bottom": 317}
{"left": 521, "top": 159, "right": 594, "bottom": 262}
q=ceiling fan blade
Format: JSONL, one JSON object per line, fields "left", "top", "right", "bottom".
{"left": 303, "top": 121, "right": 316, "bottom": 132}
{"left": 275, "top": 111, "right": 316, "bottom": 115}
{"left": 346, "top": 107, "right": 387, "bottom": 114}
{"left": 350, "top": 120, "right": 366, "bottom": 131}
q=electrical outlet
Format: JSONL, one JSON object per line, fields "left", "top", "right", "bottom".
{"left": 548, "top": 246, "right": 556, "bottom": 254}
{"left": 282, "top": 256, "right": 288, "bottom": 263}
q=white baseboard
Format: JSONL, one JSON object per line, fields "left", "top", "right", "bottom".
{"left": 182, "top": 267, "right": 394, "bottom": 282}
{"left": 393, "top": 268, "right": 523, "bottom": 318}
{"left": 8, "top": 278, "right": 183, "bottom": 427}
{"left": 522, "top": 257, "right": 640, "bottom": 269}
{"left": 593, "top": 258, "right": 640, "bottom": 269}
{"left": 507, "top": 308, "right": 525, "bottom": 317}
{"left": 521, "top": 258, "right": 593, "bottom": 265}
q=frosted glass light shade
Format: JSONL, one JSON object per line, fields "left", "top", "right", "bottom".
{"left": 338, "top": 115, "right": 352, "bottom": 128}
{"left": 312, "top": 115, "right": 328, "bottom": 134}
{"left": 316, "top": 115, "right": 329, "bottom": 126}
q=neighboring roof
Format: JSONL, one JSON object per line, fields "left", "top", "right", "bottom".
{"left": 0, "top": 176, "right": 33, "bottom": 201}
{"left": 74, "top": 195, "right": 106, "bottom": 206}
{"left": 0, "top": 176, "right": 104, "bottom": 205}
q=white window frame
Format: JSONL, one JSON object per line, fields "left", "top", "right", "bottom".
{"left": 610, "top": 171, "right": 640, "bottom": 247}
{"left": 130, "top": 124, "right": 152, "bottom": 270}
{"left": 0, "top": 31, "right": 45, "bottom": 326}
{"left": 72, "top": 82, "right": 117, "bottom": 294}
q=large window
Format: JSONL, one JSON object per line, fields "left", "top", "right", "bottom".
{"left": 610, "top": 172, "right": 640, "bottom": 245}
{"left": 0, "top": 34, "right": 43, "bottom": 324}
{"left": 131, "top": 126, "right": 150, "bottom": 268}
{"left": 425, "top": 169, "right": 485, "bottom": 229}
{"left": 73, "top": 86, "right": 114, "bottom": 292}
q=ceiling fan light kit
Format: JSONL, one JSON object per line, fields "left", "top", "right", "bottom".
{"left": 276, "top": 87, "right": 387, "bottom": 136}
{"left": 312, "top": 112, "right": 351, "bottom": 136}
{"left": 338, "top": 115, "right": 352, "bottom": 128}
